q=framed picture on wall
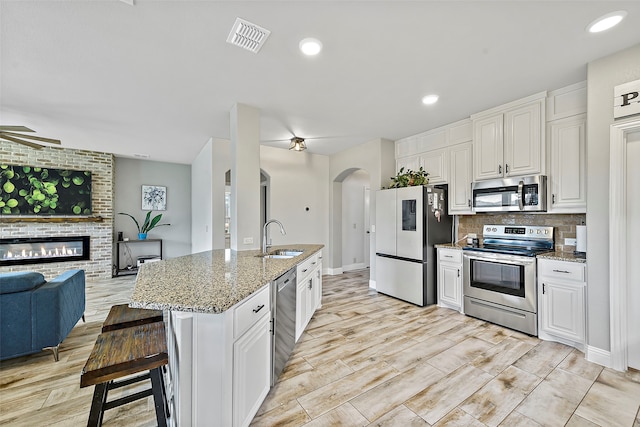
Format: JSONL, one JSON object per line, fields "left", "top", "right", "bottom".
{"left": 142, "top": 185, "right": 167, "bottom": 211}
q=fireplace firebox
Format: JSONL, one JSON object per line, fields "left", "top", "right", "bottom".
{"left": 0, "top": 236, "right": 90, "bottom": 267}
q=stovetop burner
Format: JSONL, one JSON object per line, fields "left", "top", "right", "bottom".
{"left": 462, "top": 224, "right": 554, "bottom": 257}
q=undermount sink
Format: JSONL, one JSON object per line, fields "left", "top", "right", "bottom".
{"left": 271, "top": 249, "right": 303, "bottom": 256}
{"left": 256, "top": 249, "right": 304, "bottom": 259}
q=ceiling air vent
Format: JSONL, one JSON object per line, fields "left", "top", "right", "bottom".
{"left": 226, "top": 18, "right": 271, "bottom": 53}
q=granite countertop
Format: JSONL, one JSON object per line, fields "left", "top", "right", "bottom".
{"left": 536, "top": 251, "right": 586, "bottom": 263}
{"left": 130, "top": 244, "right": 324, "bottom": 314}
{"left": 435, "top": 243, "right": 465, "bottom": 250}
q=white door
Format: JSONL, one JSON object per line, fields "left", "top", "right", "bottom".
{"left": 375, "top": 189, "right": 396, "bottom": 256}
{"left": 396, "top": 186, "right": 424, "bottom": 260}
{"left": 626, "top": 129, "right": 640, "bottom": 370}
{"left": 363, "top": 187, "right": 370, "bottom": 268}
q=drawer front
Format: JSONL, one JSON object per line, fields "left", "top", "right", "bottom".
{"left": 438, "top": 248, "right": 462, "bottom": 264}
{"left": 538, "top": 259, "right": 585, "bottom": 282}
{"left": 297, "top": 253, "right": 318, "bottom": 281}
{"left": 234, "top": 284, "right": 271, "bottom": 339}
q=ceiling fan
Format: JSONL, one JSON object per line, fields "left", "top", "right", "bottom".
{"left": 0, "top": 126, "right": 62, "bottom": 149}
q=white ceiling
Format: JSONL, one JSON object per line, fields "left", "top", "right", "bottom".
{"left": 2, "top": 1, "right": 640, "bottom": 164}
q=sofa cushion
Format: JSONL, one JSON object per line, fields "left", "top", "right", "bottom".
{"left": 0, "top": 272, "right": 46, "bottom": 294}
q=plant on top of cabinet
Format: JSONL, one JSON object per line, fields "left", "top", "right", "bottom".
{"left": 388, "top": 167, "right": 429, "bottom": 188}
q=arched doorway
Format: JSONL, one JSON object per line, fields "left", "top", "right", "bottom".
{"left": 333, "top": 168, "right": 372, "bottom": 276}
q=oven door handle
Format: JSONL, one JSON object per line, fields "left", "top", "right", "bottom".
{"left": 463, "top": 253, "right": 535, "bottom": 266}
{"left": 518, "top": 180, "right": 524, "bottom": 211}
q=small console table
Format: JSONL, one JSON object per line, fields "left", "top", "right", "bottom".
{"left": 114, "top": 239, "right": 163, "bottom": 277}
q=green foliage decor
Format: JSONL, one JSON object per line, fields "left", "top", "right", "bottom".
{"left": 119, "top": 211, "right": 170, "bottom": 234}
{"left": 388, "top": 167, "right": 430, "bottom": 188}
{"left": 0, "top": 164, "right": 92, "bottom": 215}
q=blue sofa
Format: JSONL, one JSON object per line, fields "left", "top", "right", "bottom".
{"left": 0, "top": 270, "right": 86, "bottom": 361}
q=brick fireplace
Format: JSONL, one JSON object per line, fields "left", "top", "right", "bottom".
{"left": 0, "top": 142, "right": 114, "bottom": 279}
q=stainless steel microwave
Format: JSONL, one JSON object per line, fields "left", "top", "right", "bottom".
{"left": 472, "top": 175, "right": 547, "bottom": 212}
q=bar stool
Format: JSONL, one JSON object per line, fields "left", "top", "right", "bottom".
{"left": 102, "top": 304, "right": 163, "bottom": 332}
{"left": 80, "top": 322, "right": 169, "bottom": 427}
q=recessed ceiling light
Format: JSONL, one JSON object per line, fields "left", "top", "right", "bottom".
{"left": 422, "top": 94, "right": 439, "bottom": 105}
{"left": 587, "top": 10, "right": 627, "bottom": 33}
{"left": 299, "top": 38, "right": 322, "bottom": 56}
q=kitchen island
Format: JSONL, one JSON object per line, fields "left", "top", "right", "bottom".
{"left": 130, "top": 244, "right": 324, "bottom": 427}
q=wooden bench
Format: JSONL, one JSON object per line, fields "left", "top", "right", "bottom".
{"left": 80, "top": 322, "right": 169, "bottom": 427}
{"left": 101, "top": 304, "right": 163, "bottom": 332}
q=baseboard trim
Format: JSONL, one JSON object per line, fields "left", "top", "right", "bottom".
{"left": 586, "top": 345, "right": 612, "bottom": 368}
{"left": 326, "top": 267, "right": 343, "bottom": 275}
{"left": 342, "top": 262, "right": 366, "bottom": 272}
{"left": 369, "top": 279, "right": 376, "bottom": 289}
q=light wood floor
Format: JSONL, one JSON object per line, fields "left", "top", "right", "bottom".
{"left": 1, "top": 271, "right": 639, "bottom": 426}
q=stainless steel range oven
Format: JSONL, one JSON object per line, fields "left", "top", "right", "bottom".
{"left": 463, "top": 225, "right": 554, "bottom": 335}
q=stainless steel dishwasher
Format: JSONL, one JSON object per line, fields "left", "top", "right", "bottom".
{"left": 272, "top": 268, "right": 296, "bottom": 385}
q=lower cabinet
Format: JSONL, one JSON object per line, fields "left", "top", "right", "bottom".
{"left": 295, "top": 250, "right": 322, "bottom": 341}
{"left": 537, "top": 258, "right": 586, "bottom": 350}
{"left": 233, "top": 314, "right": 271, "bottom": 427}
{"left": 437, "top": 248, "right": 463, "bottom": 312}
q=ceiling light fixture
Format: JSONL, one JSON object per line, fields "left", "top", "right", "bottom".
{"left": 422, "top": 94, "right": 439, "bottom": 105}
{"left": 289, "top": 137, "right": 307, "bottom": 152}
{"left": 587, "top": 10, "right": 627, "bottom": 33}
{"left": 299, "top": 38, "right": 322, "bottom": 56}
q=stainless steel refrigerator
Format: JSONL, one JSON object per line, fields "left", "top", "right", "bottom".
{"left": 375, "top": 185, "right": 452, "bottom": 306}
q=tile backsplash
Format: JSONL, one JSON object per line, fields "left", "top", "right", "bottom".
{"left": 458, "top": 213, "right": 586, "bottom": 253}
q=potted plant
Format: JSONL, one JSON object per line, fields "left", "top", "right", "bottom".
{"left": 388, "top": 167, "right": 430, "bottom": 188}
{"left": 118, "top": 211, "right": 170, "bottom": 240}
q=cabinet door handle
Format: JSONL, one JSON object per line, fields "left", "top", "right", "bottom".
{"left": 312, "top": 262, "right": 316, "bottom": 265}
{"left": 552, "top": 269, "right": 571, "bottom": 274}
{"left": 552, "top": 194, "right": 556, "bottom": 204}
{"left": 308, "top": 279, "right": 313, "bottom": 290}
{"left": 457, "top": 269, "right": 460, "bottom": 277}
{"left": 468, "top": 199, "right": 471, "bottom": 207}
{"left": 542, "top": 283, "right": 546, "bottom": 294}
{"left": 302, "top": 268, "right": 308, "bottom": 273}
{"left": 253, "top": 304, "right": 265, "bottom": 313}
{"left": 498, "top": 164, "right": 502, "bottom": 174}
{"left": 445, "top": 255, "right": 453, "bottom": 258}
{"left": 505, "top": 163, "right": 509, "bottom": 174}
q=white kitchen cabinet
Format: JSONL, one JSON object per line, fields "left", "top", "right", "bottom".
{"left": 396, "top": 156, "right": 420, "bottom": 176}
{"left": 233, "top": 313, "right": 271, "bottom": 427}
{"left": 547, "top": 114, "right": 586, "bottom": 213}
{"left": 396, "top": 148, "right": 447, "bottom": 185}
{"left": 472, "top": 93, "right": 545, "bottom": 181}
{"left": 420, "top": 148, "right": 448, "bottom": 184}
{"left": 448, "top": 142, "right": 474, "bottom": 214}
{"left": 437, "top": 248, "right": 463, "bottom": 312}
{"left": 538, "top": 258, "right": 586, "bottom": 351}
{"left": 295, "top": 251, "right": 322, "bottom": 341}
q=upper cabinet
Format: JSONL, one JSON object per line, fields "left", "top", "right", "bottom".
{"left": 546, "top": 82, "right": 587, "bottom": 213}
{"left": 472, "top": 92, "right": 546, "bottom": 181}
{"left": 449, "top": 141, "right": 473, "bottom": 214}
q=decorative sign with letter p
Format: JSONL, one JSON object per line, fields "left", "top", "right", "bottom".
{"left": 614, "top": 79, "right": 640, "bottom": 119}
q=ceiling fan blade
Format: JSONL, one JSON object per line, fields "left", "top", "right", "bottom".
{"left": 0, "top": 133, "right": 44, "bottom": 149}
{"left": 0, "top": 126, "right": 35, "bottom": 132}
{"left": 261, "top": 138, "right": 291, "bottom": 143}
{"left": 0, "top": 131, "right": 61, "bottom": 145}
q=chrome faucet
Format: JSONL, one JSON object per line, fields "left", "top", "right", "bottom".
{"left": 263, "top": 219, "right": 286, "bottom": 254}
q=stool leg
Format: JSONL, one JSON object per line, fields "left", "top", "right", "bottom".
{"left": 150, "top": 367, "right": 167, "bottom": 427}
{"left": 87, "top": 382, "right": 108, "bottom": 427}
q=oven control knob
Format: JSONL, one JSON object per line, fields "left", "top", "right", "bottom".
{"left": 529, "top": 229, "right": 533, "bottom": 234}
{"left": 492, "top": 227, "right": 497, "bottom": 232}
{"left": 486, "top": 227, "right": 490, "bottom": 233}
{"left": 545, "top": 230, "right": 549, "bottom": 234}
{"left": 536, "top": 230, "right": 541, "bottom": 234}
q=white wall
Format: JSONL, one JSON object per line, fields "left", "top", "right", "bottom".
{"left": 191, "top": 138, "right": 230, "bottom": 252}
{"left": 586, "top": 43, "right": 640, "bottom": 353}
{"left": 341, "top": 169, "right": 370, "bottom": 270}
{"left": 329, "top": 138, "right": 396, "bottom": 281}
{"left": 114, "top": 157, "right": 191, "bottom": 260}
{"left": 259, "top": 146, "right": 330, "bottom": 252}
